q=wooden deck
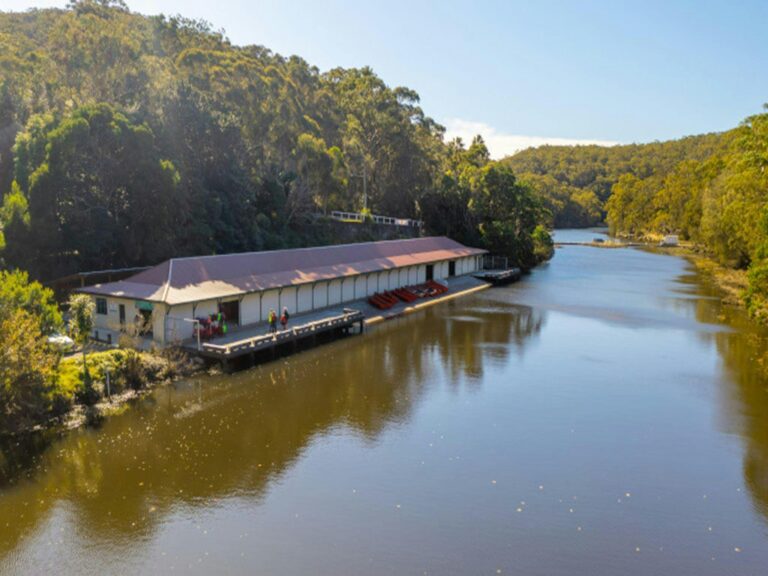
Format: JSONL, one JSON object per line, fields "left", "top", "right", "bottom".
{"left": 188, "top": 308, "right": 365, "bottom": 362}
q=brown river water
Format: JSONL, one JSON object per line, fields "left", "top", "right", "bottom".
{"left": 1, "top": 229, "right": 768, "bottom": 575}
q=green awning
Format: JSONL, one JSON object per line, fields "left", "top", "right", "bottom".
{"left": 135, "top": 301, "right": 154, "bottom": 311}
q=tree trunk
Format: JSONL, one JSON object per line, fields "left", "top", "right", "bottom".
{"left": 82, "top": 348, "right": 89, "bottom": 383}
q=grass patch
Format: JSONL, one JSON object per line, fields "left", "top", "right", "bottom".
{"left": 54, "top": 349, "right": 175, "bottom": 403}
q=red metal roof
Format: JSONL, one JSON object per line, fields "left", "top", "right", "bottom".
{"left": 78, "top": 237, "right": 486, "bottom": 306}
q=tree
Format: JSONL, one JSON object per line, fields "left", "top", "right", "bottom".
{"left": 422, "top": 137, "right": 551, "bottom": 269}
{"left": 0, "top": 269, "right": 61, "bottom": 433}
{"left": 68, "top": 294, "right": 95, "bottom": 396}
{"left": 0, "top": 5, "right": 550, "bottom": 279}
{"left": 5, "top": 104, "right": 180, "bottom": 278}
{"left": 0, "top": 309, "right": 58, "bottom": 433}
{"left": 0, "top": 269, "right": 62, "bottom": 335}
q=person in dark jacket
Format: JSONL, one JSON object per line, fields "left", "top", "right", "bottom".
{"left": 280, "top": 307, "right": 290, "bottom": 330}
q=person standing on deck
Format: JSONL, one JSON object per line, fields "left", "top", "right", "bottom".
{"left": 280, "top": 307, "right": 290, "bottom": 331}
{"left": 268, "top": 309, "right": 277, "bottom": 334}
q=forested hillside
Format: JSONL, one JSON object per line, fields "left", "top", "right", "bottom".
{"left": 602, "top": 110, "right": 768, "bottom": 320}
{"left": 0, "top": 0, "right": 552, "bottom": 281}
{"left": 503, "top": 132, "right": 726, "bottom": 227}
{"left": 505, "top": 108, "right": 768, "bottom": 322}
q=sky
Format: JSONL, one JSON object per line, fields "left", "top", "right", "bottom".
{"left": 3, "top": 0, "right": 768, "bottom": 158}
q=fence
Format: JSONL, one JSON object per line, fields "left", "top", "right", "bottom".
{"left": 482, "top": 254, "right": 510, "bottom": 270}
{"left": 329, "top": 211, "right": 422, "bottom": 228}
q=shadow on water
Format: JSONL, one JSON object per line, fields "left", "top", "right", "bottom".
{"left": 0, "top": 298, "right": 544, "bottom": 559}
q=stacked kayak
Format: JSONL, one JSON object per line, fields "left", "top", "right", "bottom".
{"left": 368, "top": 280, "right": 449, "bottom": 310}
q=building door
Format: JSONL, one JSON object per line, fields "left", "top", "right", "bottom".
{"left": 219, "top": 300, "right": 240, "bottom": 326}
{"left": 119, "top": 304, "right": 126, "bottom": 328}
{"left": 448, "top": 261, "right": 456, "bottom": 277}
{"left": 426, "top": 264, "right": 434, "bottom": 281}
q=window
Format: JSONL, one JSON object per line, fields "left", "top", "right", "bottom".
{"left": 448, "top": 261, "right": 456, "bottom": 277}
{"left": 96, "top": 298, "right": 108, "bottom": 315}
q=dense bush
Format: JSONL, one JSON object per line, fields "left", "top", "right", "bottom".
{"left": 0, "top": 271, "right": 61, "bottom": 434}
{"left": 0, "top": 309, "right": 59, "bottom": 433}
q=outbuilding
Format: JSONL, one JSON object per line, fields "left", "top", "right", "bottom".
{"left": 78, "top": 236, "right": 487, "bottom": 345}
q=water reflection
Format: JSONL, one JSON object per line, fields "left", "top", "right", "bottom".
{"left": 680, "top": 264, "right": 768, "bottom": 522}
{"left": 0, "top": 297, "right": 544, "bottom": 562}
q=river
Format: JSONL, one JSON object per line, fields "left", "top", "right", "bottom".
{"left": 2, "top": 229, "right": 768, "bottom": 575}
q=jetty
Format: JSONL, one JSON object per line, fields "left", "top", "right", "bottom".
{"left": 555, "top": 241, "right": 642, "bottom": 248}
{"left": 181, "top": 275, "right": 493, "bottom": 369}
{"left": 186, "top": 308, "right": 365, "bottom": 369}
{"left": 473, "top": 268, "right": 521, "bottom": 284}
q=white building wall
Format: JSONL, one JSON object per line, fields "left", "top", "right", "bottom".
{"left": 166, "top": 303, "right": 194, "bottom": 342}
{"left": 380, "top": 271, "right": 389, "bottom": 290}
{"left": 314, "top": 282, "right": 328, "bottom": 308}
{"left": 152, "top": 304, "right": 167, "bottom": 343}
{"left": 342, "top": 278, "right": 355, "bottom": 302}
{"left": 280, "top": 287, "right": 298, "bottom": 314}
{"left": 328, "top": 279, "right": 343, "bottom": 306}
{"left": 387, "top": 270, "right": 398, "bottom": 290}
{"left": 92, "top": 296, "right": 151, "bottom": 338}
{"left": 353, "top": 276, "right": 366, "bottom": 300}
{"left": 241, "top": 293, "right": 261, "bottom": 325}
{"left": 297, "top": 284, "right": 313, "bottom": 313}
{"left": 261, "top": 289, "right": 280, "bottom": 319}
{"left": 92, "top": 296, "right": 119, "bottom": 333}
{"left": 366, "top": 273, "right": 378, "bottom": 297}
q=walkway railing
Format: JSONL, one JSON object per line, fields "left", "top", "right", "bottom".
{"left": 329, "top": 211, "right": 422, "bottom": 228}
{"left": 199, "top": 309, "right": 365, "bottom": 358}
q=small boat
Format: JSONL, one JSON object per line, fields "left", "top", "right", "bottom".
{"left": 593, "top": 237, "right": 605, "bottom": 243}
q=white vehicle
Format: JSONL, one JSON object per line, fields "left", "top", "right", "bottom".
{"left": 47, "top": 333, "right": 75, "bottom": 352}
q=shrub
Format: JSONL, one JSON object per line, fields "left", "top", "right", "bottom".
{"left": 120, "top": 350, "right": 147, "bottom": 391}
{"left": 745, "top": 260, "right": 768, "bottom": 323}
{"left": 532, "top": 225, "right": 554, "bottom": 263}
{"left": 0, "top": 270, "right": 62, "bottom": 335}
{"left": 0, "top": 309, "right": 58, "bottom": 434}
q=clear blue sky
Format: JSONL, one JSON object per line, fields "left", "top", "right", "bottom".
{"left": 4, "top": 0, "right": 768, "bottom": 156}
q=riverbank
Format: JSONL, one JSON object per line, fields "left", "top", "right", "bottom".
{"left": 4, "top": 278, "right": 496, "bottom": 439}
{"left": 607, "top": 231, "right": 757, "bottom": 320}
{"left": 1, "top": 348, "right": 204, "bottom": 439}
{"left": 682, "top": 252, "right": 749, "bottom": 306}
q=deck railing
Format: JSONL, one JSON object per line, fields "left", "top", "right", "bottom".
{"left": 200, "top": 309, "right": 365, "bottom": 357}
